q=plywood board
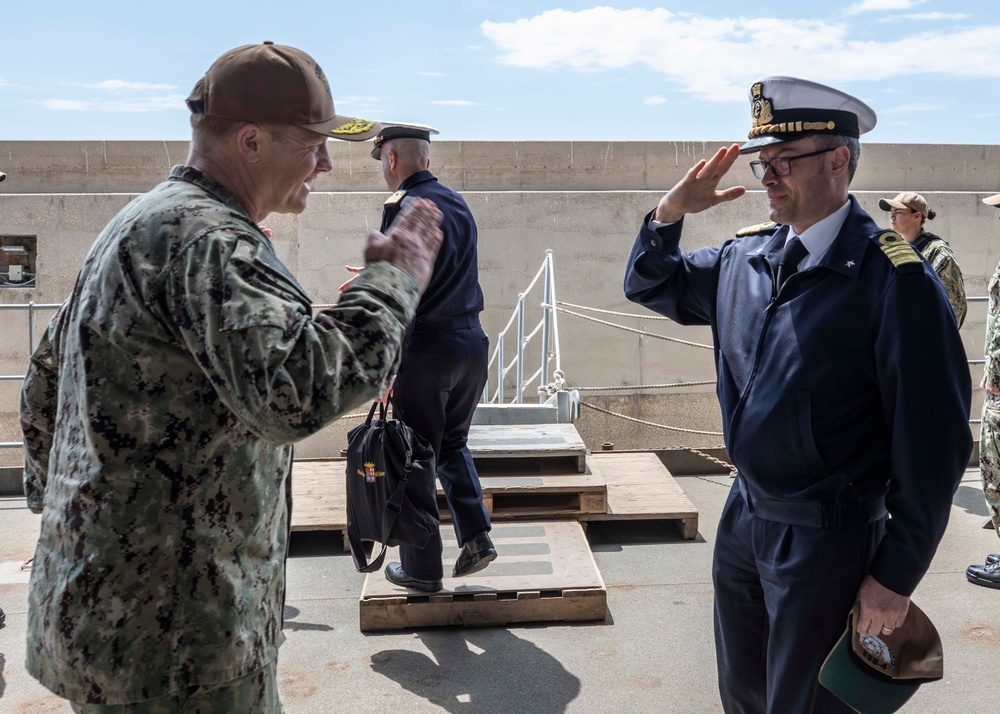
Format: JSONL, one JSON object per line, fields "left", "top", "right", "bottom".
{"left": 290, "top": 459, "right": 347, "bottom": 532}
{"left": 582, "top": 452, "right": 699, "bottom": 539}
{"left": 359, "top": 521, "right": 607, "bottom": 631}
{"left": 468, "top": 423, "right": 587, "bottom": 472}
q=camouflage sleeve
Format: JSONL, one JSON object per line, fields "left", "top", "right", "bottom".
{"left": 928, "top": 250, "right": 967, "bottom": 328}
{"left": 984, "top": 265, "right": 1000, "bottom": 392}
{"left": 19, "top": 303, "right": 67, "bottom": 513}
{"left": 161, "top": 229, "right": 420, "bottom": 444}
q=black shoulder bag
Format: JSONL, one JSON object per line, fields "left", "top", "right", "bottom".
{"left": 344, "top": 400, "right": 439, "bottom": 572}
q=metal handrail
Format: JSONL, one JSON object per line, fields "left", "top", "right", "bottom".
{"left": 0, "top": 284, "right": 990, "bottom": 450}
{"left": 483, "top": 249, "right": 561, "bottom": 404}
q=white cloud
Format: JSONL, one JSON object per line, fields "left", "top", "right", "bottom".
{"left": 34, "top": 95, "right": 187, "bottom": 112}
{"left": 429, "top": 100, "right": 481, "bottom": 106}
{"left": 845, "top": 0, "right": 926, "bottom": 15}
{"left": 882, "top": 102, "right": 944, "bottom": 114}
{"left": 70, "top": 80, "right": 178, "bottom": 91}
{"left": 878, "top": 12, "right": 969, "bottom": 21}
{"left": 481, "top": 8, "right": 1000, "bottom": 104}
{"left": 419, "top": 72, "right": 446, "bottom": 77}
{"left": 644, "top": 96, "right": 668, "bottom": 105}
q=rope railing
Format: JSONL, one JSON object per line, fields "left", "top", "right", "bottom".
{"left": 556, "top": 305, "right": 715, "bottom": 349}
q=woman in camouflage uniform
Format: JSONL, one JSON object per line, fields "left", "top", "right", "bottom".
{"left": 879, "top": 191, "right": 967, "bottom": 327}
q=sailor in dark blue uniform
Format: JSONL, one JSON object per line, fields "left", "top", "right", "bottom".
{"left": 370, "top": 123, "right": 495, "bottom": 593}
{"left": 624, "top": 78, "right": 971, "bottom": 713}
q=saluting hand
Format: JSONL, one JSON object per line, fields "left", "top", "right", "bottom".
{"left": 363, "top": 198, "right": 443, "bottom": 292}
{"left": 653, "top": 143, "right": 747, "bottom": 224}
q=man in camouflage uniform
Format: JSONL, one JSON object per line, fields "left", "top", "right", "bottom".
{"left": 879, "top": 191, "right": 967, "bottom": 327}
{"left": 19, "top": 43, "right": 443, "bottom": 712}
{"left": 969, "top": 191, "right": 1000, "bottom": 589}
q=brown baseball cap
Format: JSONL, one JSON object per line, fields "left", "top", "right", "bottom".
{"left": 186, "top": 42, "right": 380, "bottom": 141}
{"left": 984, "top": 193, "right": 1000, "bottom": 206}
{"left": 819, "top": 601, "right": 943, "bottom": 713}
{"left": 878, "top": 192, "right": 930, "bottom": 217}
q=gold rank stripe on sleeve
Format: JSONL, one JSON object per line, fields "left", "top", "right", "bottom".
{"left": 878, "top": 231, "right": 923, "bottom": 268}
{"left": 736, "top": 221, "right": 778, "bottom": 237}
{"left": 383, "top": 190, "right": 407, "bottom": 207}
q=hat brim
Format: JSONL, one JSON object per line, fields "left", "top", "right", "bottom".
{"left": 301, "top": 115, "right": 382, "bottom": 142}
{"left": 984, "top": 193, "right": 1000, "bottom": 207}
{"left": 879, "top": 198, "right": 908, "bottom": 212}
{"left": 739, "top": 135, "right": 785, "bottom": 155}
{"left": 819, "top": 628, "right": 920, "bottom": 714}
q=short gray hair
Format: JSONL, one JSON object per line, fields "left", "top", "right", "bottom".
{"left": 814, "top": 134, "right": 860, "bottom": 183}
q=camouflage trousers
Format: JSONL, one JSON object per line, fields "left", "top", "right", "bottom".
{"left": 979, "top": 393, "right": 1000, "bottom": 537}
{"left": 70, "top": 660, "right": 283, "bottom": 714}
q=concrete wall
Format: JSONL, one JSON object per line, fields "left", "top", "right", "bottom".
{"left": 0, "top": 142, "right": 995, "bottom": 472}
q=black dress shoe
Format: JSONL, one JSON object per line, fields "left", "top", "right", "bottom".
{"left": 453, "top": 531, "right": 497, "bottom": 577}
{"left": 987, "top": 553, "right": 1000, "bottom": 566}
{"left": 966, "top": 560, "right": 1000, "bottom": 589}
{"left": 384, "top": 562, "right": 443, "bottom": 593}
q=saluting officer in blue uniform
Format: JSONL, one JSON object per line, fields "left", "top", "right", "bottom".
{"left": 624, "top": 78, "right": 971, "bottom": 713}
{"left": 370, "top": 123, "right": 495, "bottom": 593}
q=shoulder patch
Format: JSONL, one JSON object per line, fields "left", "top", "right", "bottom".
{"left": 383, "top": 190, "right": 407, "bottom": 207}
{"left": 877, "top": 231, "right": 923, "bottom": 269}
{"left": 736, "top": 221, "right": 778, "bottom": 237}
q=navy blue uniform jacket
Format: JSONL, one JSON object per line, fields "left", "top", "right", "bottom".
{"left": 624, "top": 196, "right": 971, "bottom": 596}
{"left": 382, "top": 170, "right": 483, "bottom": 329}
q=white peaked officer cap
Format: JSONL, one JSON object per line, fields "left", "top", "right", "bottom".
{"left": 740, "top": 76, "right": 877, "bottom": 154}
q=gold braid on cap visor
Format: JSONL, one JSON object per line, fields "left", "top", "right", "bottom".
{"left": 748, "top": 120, "right": 837, "bottom": 139}
{"left": 330, "top": 118, "right": 377, "bottom": 135}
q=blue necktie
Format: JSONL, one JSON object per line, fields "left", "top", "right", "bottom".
{"left": 777, "top": 236, "right": 809, "bottom": 288}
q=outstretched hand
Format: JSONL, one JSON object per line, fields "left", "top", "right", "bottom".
{"left": 363, "top": 198, "right": 443, "bottom": 291}
{"left": 653, "top": 143, "right": 747, "bottom": 224}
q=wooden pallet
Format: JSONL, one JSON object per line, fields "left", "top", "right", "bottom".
{"left": 359, "top": 520, "right": 607, "bottom": 631}
{"left": 289, "top": 457, "right": 607, "bottom": 535}
{"left": 582, "top": 452, "right": 699, "bottom": 539}
{"left": 290, "top": 459, "right": 347, "bottom": 535}
{"left": 441, "top": 466, "right": 606, "bottom": 520}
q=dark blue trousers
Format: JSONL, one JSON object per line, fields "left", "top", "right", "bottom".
{"left": 391, "top": 325, "right": 491, "bottom": 580}
{"left": 713, "top": 481, "right": 887, "bottom": 714}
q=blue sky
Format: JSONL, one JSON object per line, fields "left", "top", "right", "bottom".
{"left": 1, "top": 0, "right": 997, "bottom": 143}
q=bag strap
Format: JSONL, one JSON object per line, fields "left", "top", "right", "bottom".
{"left": 348, "top": 467, "right": 411, "bottom": 573}
{"left": 347, "top": 400, "right": 415, "bottom": 573}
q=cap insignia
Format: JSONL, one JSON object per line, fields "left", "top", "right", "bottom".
{"left": 330, "top": 118, "right": 377, "bottom": 136}
{"left": 315, "top": 63, "right": 332, "bottom": 98}
{"left": 751, "top": 82, "right": 774, "bottom": 128}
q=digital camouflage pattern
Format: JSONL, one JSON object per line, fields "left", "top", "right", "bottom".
{"left": 980, "top": 259, "right": 1000, "bottom": 537}
{"left": 69, "top": 659, "right": 281, "bottom": 713}
{"left": 20, "top": 165, "right": 420, "bottom": 705}
{"left": 914, "top": 230, "right": 967, "bottom": 327}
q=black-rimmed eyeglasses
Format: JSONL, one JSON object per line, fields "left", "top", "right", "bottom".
{"left": 749, "top": 147, "right": 836, "bottom": 179}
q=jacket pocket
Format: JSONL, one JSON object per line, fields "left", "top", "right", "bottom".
{"left": 795, "top": 390, "right": 826, "bottom": 478}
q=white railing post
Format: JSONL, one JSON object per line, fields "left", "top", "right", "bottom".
{"left": 28, "top": 301, "right": 36, "bottom": 354}
{"left": 539, "top": 251, "right": 552, "bottom": 403}
{"left": 496, "top": 333, "right": 505, "bottom": 404}
{"left": 515, "top": 294, "right": 525, "bottom": 404}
